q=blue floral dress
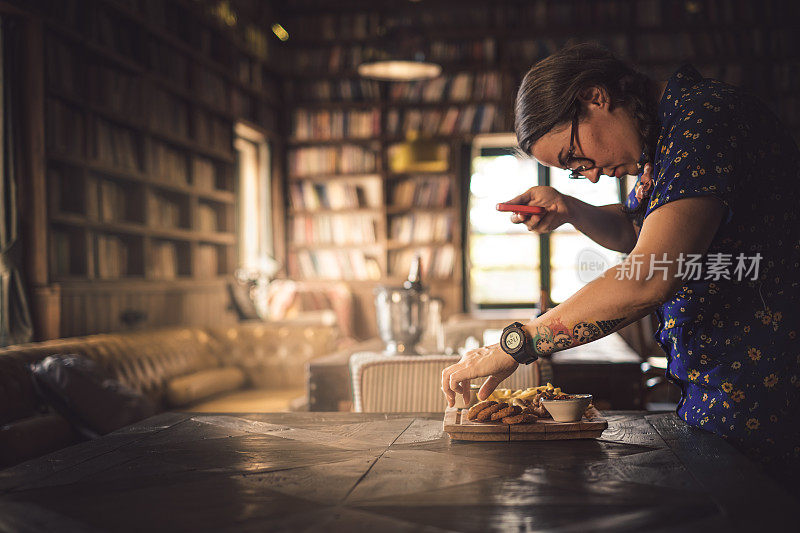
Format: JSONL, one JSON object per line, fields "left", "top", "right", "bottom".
{"left": 624, "top": 65, "right": 800, "bottom": 476}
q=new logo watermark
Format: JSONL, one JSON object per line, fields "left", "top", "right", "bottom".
{"left": 576, "top": 249, "right": 613, "bottom": 283}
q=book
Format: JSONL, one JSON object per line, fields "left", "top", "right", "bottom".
{"left": 149, "top": 141, "right": 188, "bottom": 184}
{"left": 94, "top": 118, "right": 140, "bottom": 170}
{"left": 46, "top": 99, "right": 85, "bottom": 157}
{"left": 291, "top": 213, "right": 378, "bottom": 245}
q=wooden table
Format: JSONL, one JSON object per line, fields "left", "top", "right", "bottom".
{"left": 0, "top": 411, "right": 794, "bottom": 531}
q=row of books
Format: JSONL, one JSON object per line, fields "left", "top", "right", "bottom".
{"left": 288, "top": 179, "right": 382, "bottom": 210}
{"left": 636, "top": 31, "right": 771, "bottom": 62}
{"left": 52, "top": 228, "right": 83, "bottom": 277}
{"left": 291, "top": 109, "right": 381, "bottom": 140}
{"left": 385, "top": 105, "right": 498, "bottom": 137}
{"left": 194, "top": 66, "right": 228, "bottom": 110}
{"left": 149, "top": 141, "right": 188, "bottom": 184}
{"left": 94, "top": 118, "right": 141, "bottom": 170}
{"left": 148, "top": 194, "right": 184, "bottom": 229}
{"left": 197, "top": 203, "right": 221, "bottom": 233}
{"left": 96, "top": 234, "right": 133, "bottom": 279}
{"left": 291, "top": 214, "right": 378, "bottom": 245}
{"left": 49, "top": 167, "right": 84, "bottom": 215}
{"left": 193, "top": 109, "right": 233, "bottom": 153}
{"left": 147, "top": 40, "right": 189, "bottom": 89}
{"left": 285, "top": 1, "right": 639, "bottom": 42}
{"left": 390, "top": 213, "right": 454, "bottom": 243}
{"left": 391, "top": 178, "right": 451, "bottom": 208}
{"left": 285, "top": 79, "right": 381, "bottom": 102}
{"left": 285, "top": 12, "right": 380, "bottom": 42}
{"left": 428, "top": 39, "right": 497, "bottom": 64}
{"left": 237, "top": 56, "right": 279, "bottom": 95}
{"left": 289, "top": 250, "right": 381, "bottom": 281}
{"left": 88, "top": 63, "right": 144, "bottom": 120}
{"left": 289, "top": 145, "right": 378, "bottom": 177}
{"left": 232, "top": 90, "right": 279, "bottom": 132}
{"left": 150, "top": 87, "right": 189, "bottom": 140}
{"left": 47, "top": 99, "right": 86, "bottom": 157}
{"left": 150, "top": 240, "right": 180, "bottom": 279}
{"left": 47, "top": 38, "right": 81, "bottom": 98}
{"left": 636, "top": 0, "right": 781, "bottom": 26}
{"left": 95, "top": 6, "right": 138, "bottom": 60}
{"left": 389, "top": 246, "right": 456, "bottom": 280}
{"left": 290, "top": 45, "right": 388, "bottom": 73}
{"left": 192, "top": 157, "right": 219, "bottom": 190}
{"left": 99, "top": 180, "right": 140, "bottom": 223}
{"left": 195, "top": 244, "right": 222, "bottom": 278}
{"left": 387, "top": 72, "right": 503, "bottom": 102}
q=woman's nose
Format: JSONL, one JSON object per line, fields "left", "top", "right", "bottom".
{"left": 585, "top": 168, "right": 601, "bottom": 183}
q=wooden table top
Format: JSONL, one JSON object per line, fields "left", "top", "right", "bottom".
{"left": 0, "top": 411, "right": 794, "bottom": 532}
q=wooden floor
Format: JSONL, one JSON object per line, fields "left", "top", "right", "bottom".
{"left": 0, "top": 411, "right": 794, "bottom": 532}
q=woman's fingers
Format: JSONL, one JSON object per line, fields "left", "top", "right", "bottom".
{"left": 442, "top": 363, "right": 467, "bottom": 407}
{"left": 441, "top": 366, "right": 456, "bottom": 407}
{"left": 525, "top": 210, "right": 558, "bottom": 233}
{"left": 477, "top": 375, "right": 503, "bottom": 401}
{"left": 458, "top": 379, "right": 471, "bottom": 406}
{"left": 449, "top": 367, "right": 469, "bottom": 397}
{"left": 478, "top": 371, "right": 513, "bottom": 401}
{"left": 510, "top": 212, "right": 531, "bottom": 224}
{"left": 524, "top": 214, "right": 543, "bottom": 231}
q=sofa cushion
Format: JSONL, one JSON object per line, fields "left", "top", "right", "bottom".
{"left": 30, "top": 355, "right": 156, "bottom": 438}
{"left": 0, "top": 413, "right": 78, "bottom": 467}
{"left": 165, "top": 367, "right": 246, "bottom": 408}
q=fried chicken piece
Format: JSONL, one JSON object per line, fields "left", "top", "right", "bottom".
{"left": 467, "top": 400, "right": 497, "bottom": 421}
{"left": 502, "top": 413, "right": 538, "bottom": 425}
{"left": 490, "top": 404, "right": 521, "bottom": 421}
{"left": 476, "top": 402, "right": 506, "bottom": 422}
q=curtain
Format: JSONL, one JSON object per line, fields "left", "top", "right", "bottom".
{"left": 0, "top": 15, "right": 32, "bottom": 347}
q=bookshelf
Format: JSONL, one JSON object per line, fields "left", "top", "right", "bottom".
{"left": 279, "top": 0, "right": 799, "bottom": 337}
{"left": 35, "top": 0, "right": 282, "bottom": 337}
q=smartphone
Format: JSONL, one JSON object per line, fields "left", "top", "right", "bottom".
{"left": 496, "top": 203, "right": 546, "bottom": 215}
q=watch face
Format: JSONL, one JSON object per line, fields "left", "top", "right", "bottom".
{"left": 504, "top": 330, "right": 522, "bottom": 351}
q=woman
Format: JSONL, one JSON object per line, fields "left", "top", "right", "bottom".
{"left": 441, "top": 44, "right": 799, "bottom": 485}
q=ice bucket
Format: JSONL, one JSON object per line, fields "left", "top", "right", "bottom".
{"left": 374, "top": 285, "right": 429, "bottom": 355}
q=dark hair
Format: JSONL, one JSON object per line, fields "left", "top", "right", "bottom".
{"left": 514, "top": 43, "right": 659, "bottom": 223}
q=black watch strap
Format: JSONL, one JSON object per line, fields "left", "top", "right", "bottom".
{"left": 500, "top": 321, "right": 539, "bottom": 365}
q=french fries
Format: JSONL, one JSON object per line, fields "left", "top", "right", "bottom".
{"left": 486, "top": 384, "right": 579, "bottom": 417}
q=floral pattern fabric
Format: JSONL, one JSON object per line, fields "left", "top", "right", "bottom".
{"left": 625, "top": 65, "right": 800, "bottom": 472}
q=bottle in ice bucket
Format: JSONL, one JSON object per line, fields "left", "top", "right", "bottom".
{"left": 404, "top": 254, "right": 423, "bottom": 291}
{"left": 374, "top": 253, "right": 429, "bottom": 355}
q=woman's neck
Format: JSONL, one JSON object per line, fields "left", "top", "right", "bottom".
{"left": 654, "top": 80, "right": 668, "bottom": 103}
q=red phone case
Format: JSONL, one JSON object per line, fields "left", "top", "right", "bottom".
{"left": 496, "top": 203, "right": 546, "bottom": 214}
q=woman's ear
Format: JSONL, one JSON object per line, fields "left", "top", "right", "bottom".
{"left": 578, "top": 86, "right": 611, "bottom": 108}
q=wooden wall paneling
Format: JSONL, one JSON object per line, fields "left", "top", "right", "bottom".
{"left": 57, "top": 280, "right": 237, "bottom": 337}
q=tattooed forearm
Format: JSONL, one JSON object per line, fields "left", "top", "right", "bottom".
{"left": 597, "top": 317, "right": 626, "bottom": 334}
{"left": 528, "top": 317, "right": 627, "bottom": 355}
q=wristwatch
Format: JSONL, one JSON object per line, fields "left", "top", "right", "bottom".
{"left": 500, "top": 321, "right": 539, "bottom": 365}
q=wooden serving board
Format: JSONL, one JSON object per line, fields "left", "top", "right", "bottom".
{"left": 442, "top": 406, "right": 608, "bottom": 441}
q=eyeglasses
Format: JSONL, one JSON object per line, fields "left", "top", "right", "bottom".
{"left": 565, "top": 108, "right": 596, "bottom": 180}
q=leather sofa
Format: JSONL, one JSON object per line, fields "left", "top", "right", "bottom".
{"left": 0, "top": 321, "right": 340, "bottom": 468}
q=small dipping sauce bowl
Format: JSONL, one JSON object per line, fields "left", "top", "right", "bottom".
{"left": 541, "top": 394, "right": 593, "bottom": 422}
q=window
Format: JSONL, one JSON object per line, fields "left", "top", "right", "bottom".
{"left": 234, "top": 123, "right": 275, "bottom": 274}
{"left": 467, "top": 134, "right": 625, "bottom": 310}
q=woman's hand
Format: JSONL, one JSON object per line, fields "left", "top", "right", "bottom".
{"left": 503, "top": 186, "right": 572, "bottom": 234}
{"left": 441, "top": 344, "right": 519, "bottom": 408}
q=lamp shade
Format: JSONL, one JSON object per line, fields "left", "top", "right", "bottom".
{"left": 358, "top": 21, "right": 442, "bottom": 82}
{"left": 358, "top": 59, "right": 441, "bottom": 82}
